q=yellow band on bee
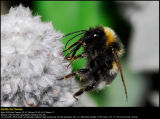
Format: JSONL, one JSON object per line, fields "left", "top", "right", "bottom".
{"left": 103, "top": 27, "right": 116, "bottom": 46}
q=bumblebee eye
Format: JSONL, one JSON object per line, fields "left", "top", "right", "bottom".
{"left": 93, "top": 34, "right": 97, "bottom": 37}
{"left": 93, "top": 33, "right": 100, "bottom": 38}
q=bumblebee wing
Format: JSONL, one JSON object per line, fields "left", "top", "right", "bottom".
{"left": 112, "top": 48, "right": 128, "bottom": 101}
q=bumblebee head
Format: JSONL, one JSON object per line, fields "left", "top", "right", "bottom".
{"left": 82, "top": 26, "right": 105, "bottom": 46}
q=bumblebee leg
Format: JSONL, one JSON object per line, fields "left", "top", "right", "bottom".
{"left": 58, "top": 72, "right": 76, "bottom": 80}
{"left": 66, "top": 52, "right": 86, "bottom": 60}
{"left": 63, "top": 41, "right": 86, "bottom": 53}
{"left": 73, "top": 88, "right": 84, "bottom": 101}
{"left": 77, "top": 69, "right": 89, "bottom": 74}
{"left": 67, "top": 53, "right": 87, "bottom": 67}
{"left": 57, "top": 68, "right": 89, "bottom": 81}
{"left": 65, "top": 44, "right": 81, "bottom": 59}
{"left": 73, "top": 81, "right": 97, "bottom": 101}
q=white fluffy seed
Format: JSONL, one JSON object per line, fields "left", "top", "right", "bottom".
{"left": 1, "top": 4, "right": 79, "bottom": 107}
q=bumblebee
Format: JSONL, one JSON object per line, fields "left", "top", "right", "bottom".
{"left": 58, "top": 26, "right": 128, "bottom": 101}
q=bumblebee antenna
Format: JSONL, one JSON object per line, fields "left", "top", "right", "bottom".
{"left": 63, "top": 41, "right": 79, "bottom": 53}
{"left": 65, "top": 32, "right": 85, "bottom": 48}
{"left": 65, "top": 44, "right": 81, "bottom": 59}
{"left": 112, "top": 48, "right": 128, "bottom": 101}
{"left": 63, "top": 30, "right": 87, "bottom": 37}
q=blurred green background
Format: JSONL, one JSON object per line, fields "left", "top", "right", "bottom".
{"left": 31, "top": 1, "right": 149, "bottom": 107}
